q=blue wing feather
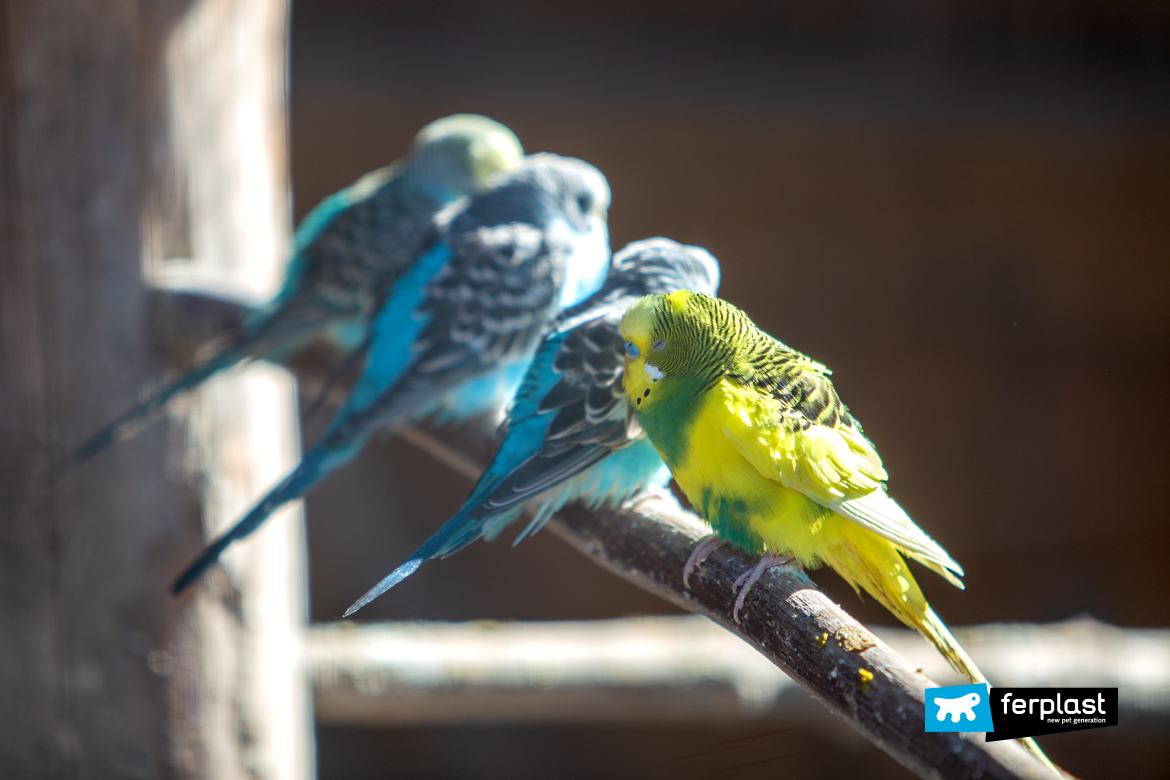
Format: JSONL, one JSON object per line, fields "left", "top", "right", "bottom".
{"left": 346, "top": 243, "right": 451, "bottom": 412}
{"left": 171, "top": 438, "right": 363, "bottom": 594}
{"left": 344, "top": 238, "right": 722, "bottom": 613}
{"left": 346, "top": 238, "right": 725, "bottom": 613}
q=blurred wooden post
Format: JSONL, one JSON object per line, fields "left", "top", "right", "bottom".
{"left": 0, "top": 1, "right": 310, "bottom": 777}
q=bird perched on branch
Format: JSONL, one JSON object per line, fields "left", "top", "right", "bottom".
{"left": 172, "top": 153, "right": 613, "bottom": 594}
{"left": 619, "top": 291, "right": 1057, "bottom": 772}
{"left": 69, "top": 114, "right": 523, "bottom": 467}
{"left": 345, "top": 238, "right": 721, "bottom": 615}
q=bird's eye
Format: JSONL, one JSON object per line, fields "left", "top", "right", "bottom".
{"left": 577, "top": 193, "right": 592, "bottom": 213}
{"left": 624, "top": 342, "right": 640, "bottom": 358}
{"left": 652, "top": 340, "right": 666, "bottom": 351}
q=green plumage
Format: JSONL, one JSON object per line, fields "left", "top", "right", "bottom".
{"left": 621, "top": 290, "right": 1058, "bottom": 773}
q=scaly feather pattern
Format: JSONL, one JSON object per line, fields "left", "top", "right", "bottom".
{"left": 620, "top": 291, "right": 1056, "bottom": 773}
{"left": 345, "top": 238, "right": 721, "bottom": 615}
{"left": 69, "top": 115, "right": 523, "bottom": 468}
{"left": 172, "top": 153, "right": 612, "bottom": 594}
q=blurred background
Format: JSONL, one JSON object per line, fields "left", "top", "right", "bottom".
{"left": 284, "top": 1, "right": 1169, "bottom": 778}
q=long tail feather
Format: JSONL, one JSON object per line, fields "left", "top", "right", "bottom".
{"left": 921, "top": 609, "right": 1061, "bottom": 776}
{"left": 824, "top": 525, "right": 1060, "bottom": 776}
{"left": 66, "top": 297, "right": 330, "bottom": 472}
{"left": 344, "top": 504, "right": 521, "bottom": 616}
{"left": 920, "top": 606, "right": 986, "bottom": 683}
{"left": 343, "top": 559, "right": 423, "bottom": 617}
{"left": 68, "top": 346, "right": 248, "bottom": 471}
{"left": 171, "top": 437, "right": 358, "bottom": 594}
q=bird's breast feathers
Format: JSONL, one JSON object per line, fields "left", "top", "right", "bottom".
{"left": 642, "top": 377, "right": 890, "bottom": 559}
{"left": 652, "top": 380, "right": 822, "bottom": 556}
{"left": 671, "top": 384, "right": 775, "bottom": 500}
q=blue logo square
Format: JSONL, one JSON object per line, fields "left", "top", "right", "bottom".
{"left": 925, "top": 683, "right": 995, "bottom": 732}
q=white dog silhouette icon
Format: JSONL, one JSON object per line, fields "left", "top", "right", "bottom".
{"left": 934, "top": 692, "right": 981, "bottom": 723}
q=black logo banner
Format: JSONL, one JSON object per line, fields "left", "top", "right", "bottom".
{"left": 987, "top": 687, "right": 1118, "bottom": 741}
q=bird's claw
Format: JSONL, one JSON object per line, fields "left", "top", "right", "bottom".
{"left": 731, "top": 553, "right": 795, "bottom": 622}
{"left": 682, "top": 535, "right": 721, "bottom": 589}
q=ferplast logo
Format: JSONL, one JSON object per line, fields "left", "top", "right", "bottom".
{"left": 924, "top": 683, "right": 994, "bottom": 732}
{"left": 987, "top": 688, "right": 1119, "bottom": 741}
{"left": 923, "top": 685, "right": 1119, "bottom": 739}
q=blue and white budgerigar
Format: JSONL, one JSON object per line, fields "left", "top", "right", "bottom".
{"left": 70, "top": 114, "right": 523, "bottom": 467}
{"left": 172, "top": 153, "right": 613, "bottom": 594}
{"left": 344, "top": 238, "right": 721, "bottom": 615}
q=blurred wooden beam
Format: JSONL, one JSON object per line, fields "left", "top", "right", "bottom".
{"left": 309, "top": 616, "right": 794, "bottom": 726}
{"left": 156, "top": 2, "right": 313, "bottom": 778}
{"left": 306, "top": 616, "right": 1168, "bottom": 726}
{"left": 0, "top": 2, "right": 310, "bottom": 777}
{"left": 147, "top": 287, "right": 1075, "bottom": 779}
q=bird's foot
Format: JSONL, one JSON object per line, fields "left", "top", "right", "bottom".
{"left": 732, "top": 553, "right": 795, "bottom": 622}
{"left": 682, "top": 535, "right": 721, "bottom": 589}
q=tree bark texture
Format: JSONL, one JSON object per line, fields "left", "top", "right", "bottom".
{"left": 0, "top": 2, "right": 309, "bottom": 778}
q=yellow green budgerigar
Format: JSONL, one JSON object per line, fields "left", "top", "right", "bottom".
{"left": 619, "top": 290, "right": 1057, "bottom": 772}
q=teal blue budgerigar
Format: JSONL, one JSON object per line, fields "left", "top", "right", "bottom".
{"left": 345, "top": 238, "right": 721, "bottom": 616}
{"left": 172, "top": 153, "right": 613, "bottom": 594}
{"left": 69, "top": 114, "right": 524, "bottom": 467}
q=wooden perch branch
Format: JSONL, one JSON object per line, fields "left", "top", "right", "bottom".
{"left": 409, "top": 425, "right": 1069, "bottom": 780}
{"left": 150, "top": 288, "right": 1072, "bottom": 780}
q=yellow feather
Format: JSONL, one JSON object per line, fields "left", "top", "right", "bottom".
{"left": 717, "top": 382, "right": 882, "bottom": 503}
{"left": 669, "top": 382, "right": 951, "bottom": 660}
{"left": 680, "top": 387, "right": 1058, "bottom": 772}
